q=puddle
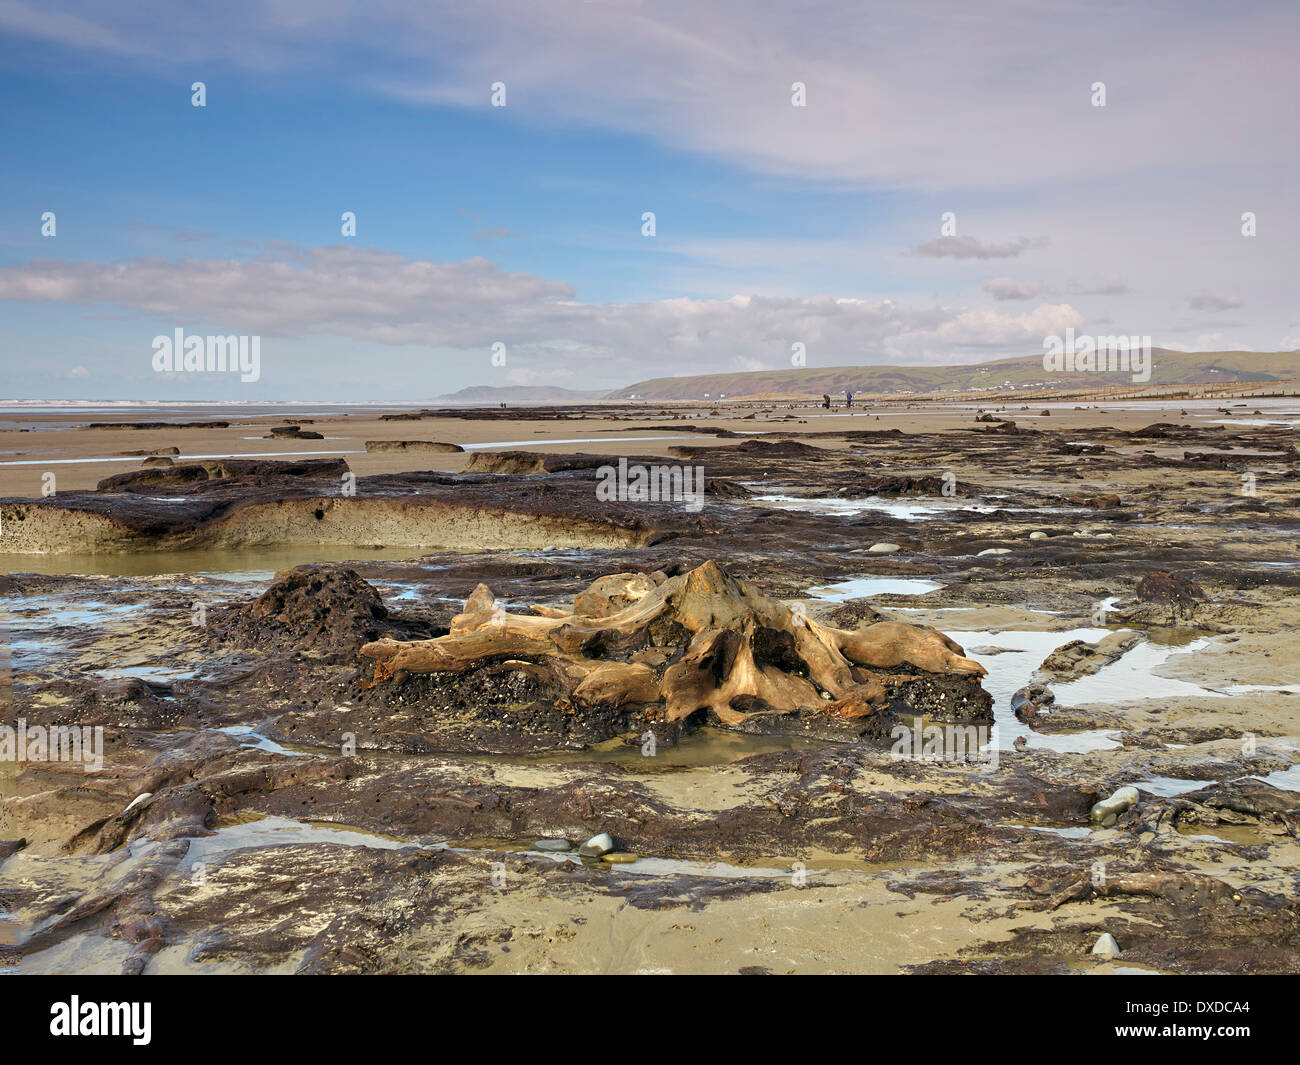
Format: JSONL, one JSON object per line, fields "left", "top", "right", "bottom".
{"left": 1006, "top": 823, "right": 1091, "bottom": 839}
{"left": 182, "top": 815, "right": 423, "bottom": 867}
{"left": 1052, "top": 639, "right": 1297, "bottom": 705}
{"left": 9, "top": 637, "right": 60, "bottom": 666}
{"left": 462, "top": 436, "right": 708, "bottom": 451}
{"left": 1210, "top": 418, "right": 1300, "bottom": 427}
{"left": 1175, "top": 822, "right": 1279, "bottom": 845}
{"left": 752, "top": 493, "right": 1066, "bottom": 522}
{"left": 137, "top": 813, "right": 798, "bottom": 886}
{"left": 6, "top": 600, "right": 140, "bottom": 630}
{"left": 552, "top": 854, "right": 788, "bottom": 879}
{"left": 213, "top": 725, "right": 318, "bottom": 758}
{"left": 810, "top": 577, "right": 944, "bottom": 601}
{"left": 1222, "top": 684, "right": 1300, "bottom": 695}
{"left": 497, "top": 844, "right": 788, "bottom": 879}
{"left": 0, "top": 449, "right": 364, "bottom": 467}
{"left": 1249, "top": 765, "right": 1300, "bottom": 792}
{"left": 753, "top": 494, "right": 973, "bottom": 520}
{"left": 91, "top": 664, "right": 198, "bottom": 682}
{"left": 6, "top": 598, "right": 151, "bottom": 666}
{"left": 380, "top": 582, "right": 428, "bottom": 603}
{"left": 266, "top": 724, "right": 826, "bottom": 770}
{"left": 944, "top": 627, "right": 1121, "bottom": 753}
{"left": 1132, "top": 776, "right": 1211, "bottom": 797}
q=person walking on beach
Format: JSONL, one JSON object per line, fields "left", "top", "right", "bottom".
{"left": 845, "top": 390, "right": 853, "bottom": 408}
{"left": 822, "top": 394, "right": 831, "bottom": 409}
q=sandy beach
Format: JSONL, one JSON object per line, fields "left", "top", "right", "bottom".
{"left": 3, "top": 394, "right": 1294, "bottom": 496}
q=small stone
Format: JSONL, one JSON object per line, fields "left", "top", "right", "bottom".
{"left": 124, "top": 793, "right": 153, "bottom": 813}
{"left": 532, "top": 839, "right": 571, "bottom": 852}
{"left": 1091, "top": 932, "right": 1121, "bottom": 955}
{"left": 977, "top": 548, "right": 1011, "bottom": 556}
{"left": 602, "top": 852, "right": 639, "bottom": 864}
{"left": 867, "top": 543, "right": 901, "bottom": 554}
{"left": 1029, "top": 531, "right": 1048, "bottom": 540}
{"left": 1090, "top": 785, "right": 1139, "bottom": 825}
{"left": 578, "top": 832, "right": 615, "bottom": 857}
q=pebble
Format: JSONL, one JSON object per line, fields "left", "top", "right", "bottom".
{"left": 532, "top": 839, "right": 572, "bottom": 852}
{"left": 1090, "top": 786, "right": 1139, "bottom": 825}
{"left": 867, "top": 543, "right": 901, "bottom": 554}
{"left": 601, "top": 853, "right": 639, "bottom": 864}
{"left": 1091, "top": 932, "right": 1121, "bottom": 955}
{"left": 977, "top": 548, "right": 1011, "bottom": 556}
{"left": 1029, "top": 531, "right": 1048, "bottom": 540}
{"left": 578, "top": 832, "right": 615, "bottom": 857}
{"left": 124, "top": 793, "right": 152, "bottom": 813}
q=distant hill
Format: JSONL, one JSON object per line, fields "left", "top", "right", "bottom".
{"left": 430, "top": 384, "right": 609, "bottom": 404}
{"left": 604, "top": 349, "right": 1300, "bottom": 400}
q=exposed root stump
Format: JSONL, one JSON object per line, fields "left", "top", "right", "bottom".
{"left": 359, "top": 560, "right": 989, "bottom": 743}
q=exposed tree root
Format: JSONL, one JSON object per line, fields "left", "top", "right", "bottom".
{"left": 359, "top": 560, "right": 987, "bottom": 730}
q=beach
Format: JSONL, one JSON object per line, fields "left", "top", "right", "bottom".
{"left": 3, "top": 395, "right": 1297, "bottom": 974}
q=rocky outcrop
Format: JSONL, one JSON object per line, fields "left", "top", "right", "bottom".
{"left": 217, "top": 566, "right": 397, "bottom": 655}
{"left": 365, "top": 440, "right": 465, "bottom": 453}
{"left": 97, "top": 458, "right": 348, "bottom": 492}
{"left": 265, "top": 425, "right": 324, "bottom": 439}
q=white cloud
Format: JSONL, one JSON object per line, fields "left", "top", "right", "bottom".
{"left": 5, "top": 2, "right": 1296, "bottom": 192}
{"left": 1187, "top": 292, "right": 1242, "bottom": 312}
{"left": 915, "top": 236, "right": 1046, "bottom": 260}
{"left": 0, "top": 246, "right": 1086, "bottom": 379}
{"left": 1071, "top": 276, "right": 1130, "bottom": 296}
{"left": 982, "top": 278, "right": 1055, "bottom": 301}
{"left": 0, "top": 0, "right": 130, "bottom": 52}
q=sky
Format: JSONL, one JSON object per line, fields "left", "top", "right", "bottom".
{"left": 0, "top": 0, "right": 1296, "bottom": 400}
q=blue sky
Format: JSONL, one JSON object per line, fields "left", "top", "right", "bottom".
{"left": 0, "top": 1, "right": 1296, "bottom": 400}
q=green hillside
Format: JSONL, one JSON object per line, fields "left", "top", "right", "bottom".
{"left": 605, "top": 349, "right": 1300, "bottom": 400}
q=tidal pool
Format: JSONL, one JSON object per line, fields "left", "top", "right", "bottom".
{"left": 1052, "top": 639, "right": 1298, "bottom": 705}
{"left": 944, "top": 626, "right": 1122, "bottom": 753}
{"left": 753, "top": 494, "right": 973, "bottom": 520}
{"left": 810, "top": 577, "right": 944, "bottom": 601}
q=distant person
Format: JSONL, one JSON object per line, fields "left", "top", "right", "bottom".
{"left": 822, "top": 393, "right": 831, "bottom": 409}
{"left": 845, "top": 391, "right": 853, "bottom": 408}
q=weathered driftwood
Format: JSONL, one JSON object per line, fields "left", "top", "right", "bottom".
{"left": 359, "top": 560, "right": 986, "bottom": 727}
